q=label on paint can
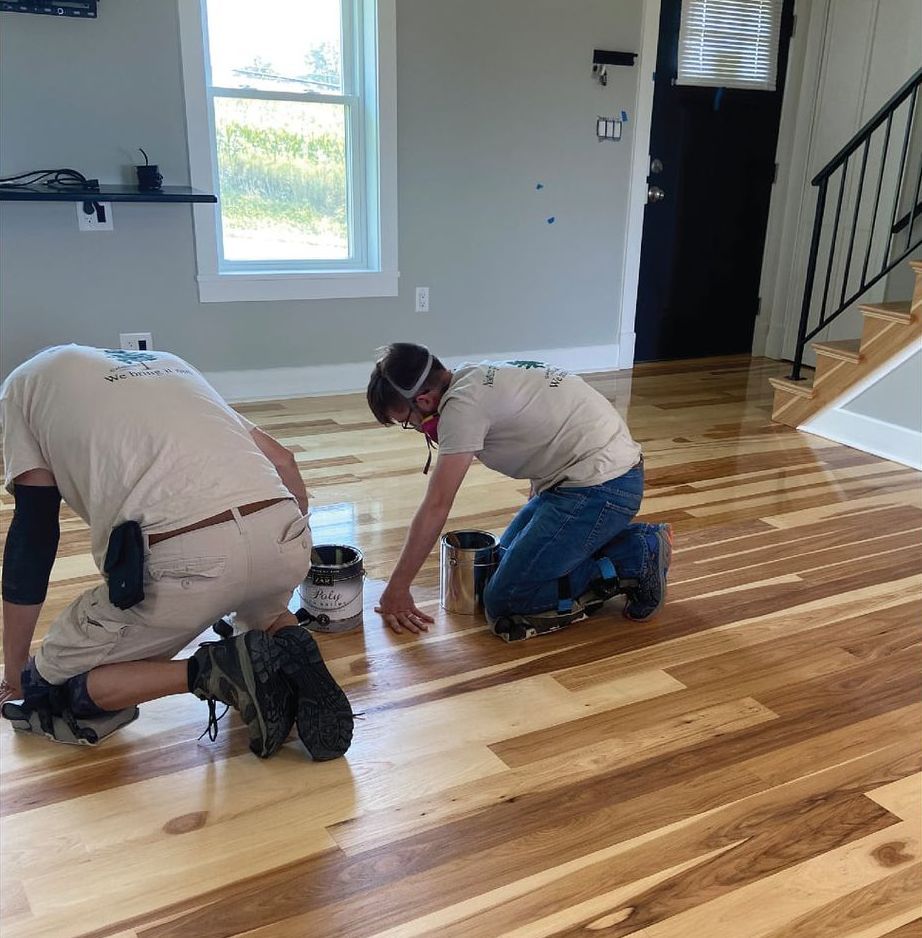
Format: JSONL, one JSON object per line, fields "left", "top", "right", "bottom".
{"left": 299, "top": 544, "right": 364, "bottom": 633}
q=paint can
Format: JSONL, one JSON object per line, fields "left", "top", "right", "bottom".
{"left": 298, "top": 545, "right": 364, "bottom": 633}
{"left": 440, "top": 530, "right": 499, "bottom": 615}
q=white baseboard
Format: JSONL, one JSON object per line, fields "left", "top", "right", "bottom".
{"left": 205, "top": 361, "right": 377, "bottom": 402}
{"left": 206, "top": 343, "right": 623, "bottom": 402}
{"left": 802, "top": 408, "right": 922, "bottom": 470}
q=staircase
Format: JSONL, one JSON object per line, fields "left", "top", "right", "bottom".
{"left": 770, "top": 66, "right": 922, "bottom": 431}
{"left": 770, "top": 259, "right": 921, "bottom": 427}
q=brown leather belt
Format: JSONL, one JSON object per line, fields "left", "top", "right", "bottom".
{"left": 148, "top": 497, "right": 290, "bottom": 545}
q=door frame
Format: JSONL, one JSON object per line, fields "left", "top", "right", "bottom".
{"left": 617, "top": 0, "right": 661, "bottom": 369}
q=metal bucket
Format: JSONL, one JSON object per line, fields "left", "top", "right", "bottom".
{"left": 440, "top": 530, "right": 499, "bottom": 614}
{"left": 298, "top": 544, "right": 364, "bottom": 633}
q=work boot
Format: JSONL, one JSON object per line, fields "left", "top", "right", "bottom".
{"left": 188, "top": 631, "right": 295, "bottom": 758}
{"left": 623, "top": 523, "right": 673, "bottom": 621}
{"left": 272, "top": 626, "right": 354, "bottom": 761}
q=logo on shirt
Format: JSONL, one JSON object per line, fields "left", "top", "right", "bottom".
{"left": 507, "top": 360, "right": 545, "bottom": 370}
{"left": 491, "top": 360, "right": 568, "bottom": 388}
{"left": 104, "top": 349, "right": 159, "bottom": 369}
{"left": 100, "top": 349, "right": 192, "bottom": 383}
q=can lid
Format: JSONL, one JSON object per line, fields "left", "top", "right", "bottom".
{"left": 441, "top": 530, "right": 498, "bottom": 551}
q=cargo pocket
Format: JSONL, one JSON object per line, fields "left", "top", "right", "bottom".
{"left": 75, "top": 592, "right": 129, "bottom": 651}
{"left": 147, "top": 556, "right": 227, "bottom": 591}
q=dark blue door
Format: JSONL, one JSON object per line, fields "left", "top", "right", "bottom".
{"left": 634, "top": 0, "right": 795, "bottom": 361}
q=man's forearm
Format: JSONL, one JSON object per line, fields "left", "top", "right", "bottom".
{"left": 2, "top": 601, "right": 42, "bottom": 687}
{"left": 389, "top": 498, "right": 453, "bottom": 589}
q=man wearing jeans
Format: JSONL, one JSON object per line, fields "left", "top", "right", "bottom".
{"left": 365, "top": 343, "right": 672, "bottom": 636}
{"left": 1, "top": 345, "right": 353, "bottom": 759}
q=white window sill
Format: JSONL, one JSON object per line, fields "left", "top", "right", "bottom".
{"left": 196, "top": 270, "right": 399, "bottom": 303}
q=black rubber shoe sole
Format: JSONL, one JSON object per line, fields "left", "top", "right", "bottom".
{"left": 193, "top": 631, "right": 295, "bottom": 759}
{"left": 239, "top": 631, "right": 295, "bottom": 758}
{"left": 272, "top": 627, "right": 354, "bottom": 761}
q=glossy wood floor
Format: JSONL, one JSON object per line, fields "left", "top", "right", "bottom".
{"left": 1, "top": 355, "right": 921, "bottom": 938}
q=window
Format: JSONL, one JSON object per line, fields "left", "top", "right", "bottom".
{"left": 676, "top": 0, "right": 783, "bottom": 91}
{"left": 179, "top": 0, "right": 397, "bottom": 302}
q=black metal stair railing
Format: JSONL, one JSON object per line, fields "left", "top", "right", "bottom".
{"left": 790, "top": 65, "right": 922, "bottom": 380}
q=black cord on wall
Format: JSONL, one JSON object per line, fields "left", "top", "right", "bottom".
{"left": 0, "top": 168, "right": 99, "bottom": 190}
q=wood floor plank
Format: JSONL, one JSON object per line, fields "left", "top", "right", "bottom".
{"left": 491, "top": 642, "right": 905, "bottom": 770}
{"left": 630, "top": 824, "right": 919, "bottom": 938}
{"left": 758, "top": 863, "right": 922, "bottom": 938}
{"left": 419, "top": 744, "right": 922, "bottom": 938}
{"left": 329, "top": 696, "right": 776, "bottom": 856}
{"left": 881, "top": 920, "right": 922, "bottom": 937}
{"left": 866, "top": 774, "right": 922, "bottom": 827}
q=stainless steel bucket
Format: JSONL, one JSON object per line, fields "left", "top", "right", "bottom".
{"left": 298, "top": 544, "right": 365, "bottom": 633}
{"left": 440, "top": 530, "right": 498, "bottom": 614}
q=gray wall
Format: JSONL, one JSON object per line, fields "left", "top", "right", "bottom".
{"left": 0, "top": 0, "right": 643, "bottom": 381}
{"left": 844, "top": 349, "right": 922, "bottom": 432}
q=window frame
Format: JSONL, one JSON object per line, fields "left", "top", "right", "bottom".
{"left": 177, "top": 0, "right": 398, "bottom": 303}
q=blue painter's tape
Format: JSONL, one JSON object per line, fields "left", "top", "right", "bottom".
{"left": 547, "top": 216, "right": 556, "bottom": 224}
{"left": 621, "top": 110, "right": 628, "bottom": 122}
{"left": 536, "top": 182, "right": 545, "bottom": 190}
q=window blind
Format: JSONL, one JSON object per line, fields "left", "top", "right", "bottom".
{"left": 677, "top": 0, "right": 783, "bottom": 91}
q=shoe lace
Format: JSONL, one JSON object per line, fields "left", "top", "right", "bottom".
{"left": 198, "top": 697, "right": 230, "bottom": 742}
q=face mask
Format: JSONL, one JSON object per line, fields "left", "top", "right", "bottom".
{"left": 419, "top": 413, "right": 438, "bottom": 474}
{"left": 420, "top": 413, "right": 439, "bottom": 444}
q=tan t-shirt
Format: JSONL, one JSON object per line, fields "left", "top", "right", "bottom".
{"left": 1, "top": 345, "right": 289, "bottom": 568}
{"left": 436, "top": 360, "right": 641, "bottom": 493}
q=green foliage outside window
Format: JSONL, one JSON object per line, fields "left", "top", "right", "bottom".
{"left": 215, "top": 113, "right": 347, "bottom": 243}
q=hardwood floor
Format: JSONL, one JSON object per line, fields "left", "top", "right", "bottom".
{"left": 1, "top": 355, "right": 920, "bottom": 938}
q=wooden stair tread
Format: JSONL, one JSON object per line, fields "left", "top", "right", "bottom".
{"left": 859, "top": 300, "right": 912, "bottom": 323}
{"left": 811, "top": 338, "right": 861, "bottom": 363}
{"left": 769, "top": 376, "right": 814, "bottom": 399}
{"left": 910, "top": 259, "right": 921, "bottom": 272}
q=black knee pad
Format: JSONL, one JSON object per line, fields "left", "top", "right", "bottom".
{"left": 6, "top": 659, "right": 136, "bottom": 745}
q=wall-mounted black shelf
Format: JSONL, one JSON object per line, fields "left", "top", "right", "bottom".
{"left": 0, "top": 185, "right": 217, "bottom": 203}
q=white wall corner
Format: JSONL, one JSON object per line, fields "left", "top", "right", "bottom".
{"left": 764, "top": 321, "right": 788, "bottom": 360}
{"left": 751, "top": 314, "right": 769, "bottom": 356}
{"left": 617, "top": 332, "right": 637, "bottom": 369}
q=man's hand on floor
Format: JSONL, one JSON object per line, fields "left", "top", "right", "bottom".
{"left": 375, "top": 584, "right": 434, "bottom": 635}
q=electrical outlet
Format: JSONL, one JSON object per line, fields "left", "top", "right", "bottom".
{"left": 120, "top": 332, "right": 153, "bottom": 351}
{"left": 415, "top": 286, "right": 430, "bottom": 313}
{"left": 77, "top": 201, "right": 114, "bottom": 232}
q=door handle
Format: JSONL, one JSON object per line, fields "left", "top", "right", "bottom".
{"left": 647, "top": 186, "right": 665, "bottom": 204}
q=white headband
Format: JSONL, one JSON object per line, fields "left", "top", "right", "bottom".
{"left": 385, "top": 350, "right": 433, "bottom": 399}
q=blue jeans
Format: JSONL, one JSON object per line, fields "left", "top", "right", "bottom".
{"left": 483, "top": 464, "right": 656, "bottom": 618}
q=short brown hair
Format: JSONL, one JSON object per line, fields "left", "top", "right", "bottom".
{"left": 367, "top": 343, "right": 447, "bottom": 425}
